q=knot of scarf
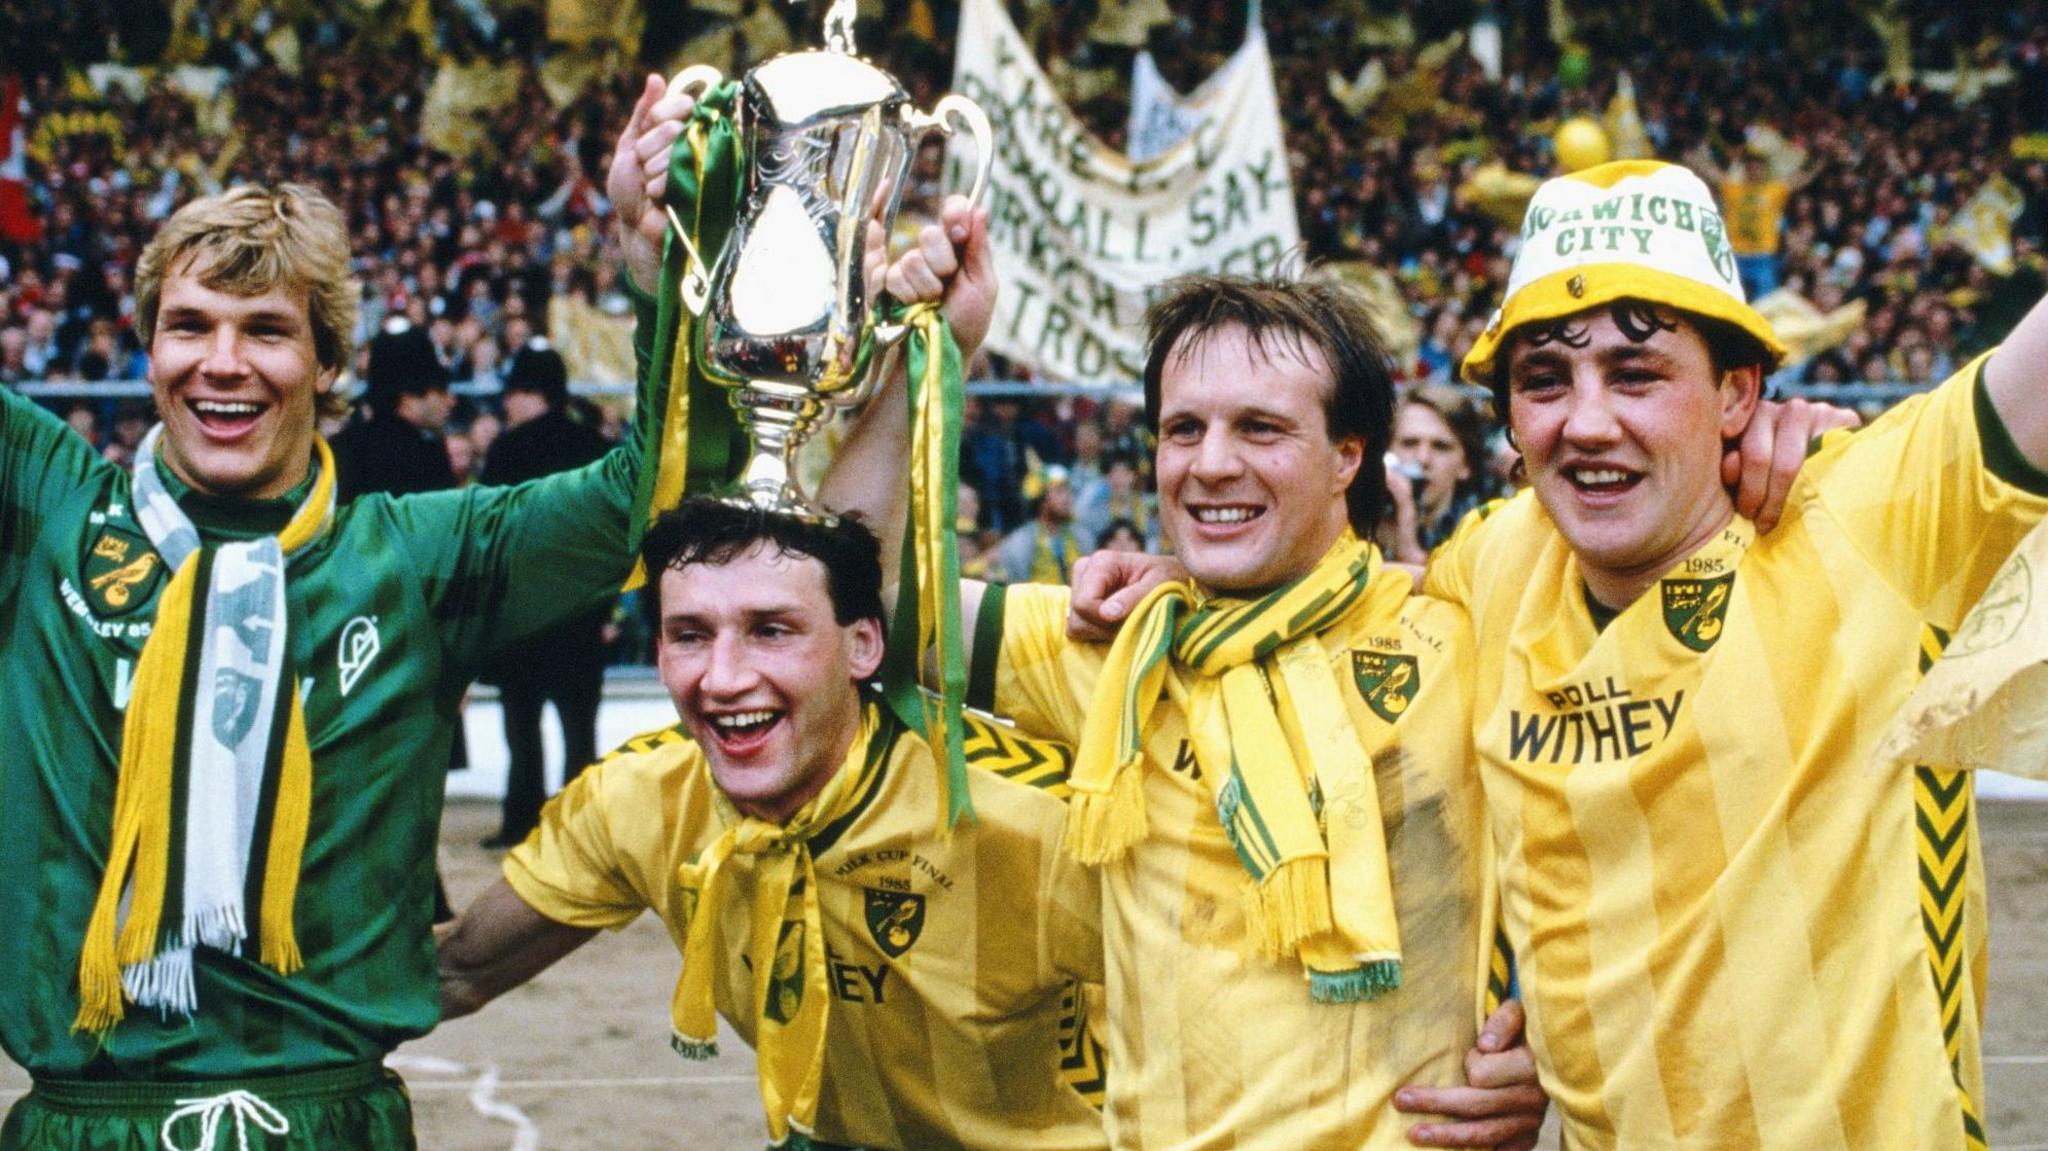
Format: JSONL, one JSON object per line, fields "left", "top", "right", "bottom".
{"left": 671, "top": 705, "right": 892, "bottom": 1149}
{"left": 75, "top": 426, "right": 337, "bottom": 1034}
{"left": 1066, "top": 533, "right": 1409, "bottom": 1002}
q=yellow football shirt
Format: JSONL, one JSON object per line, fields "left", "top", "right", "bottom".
{"left": 1720, "top": 178, "right": 1790, "bottom": 256}
{"left": 506, "top": 714, "right": 1109, "bottom": 1151}
{"left": 1425, "top": 357, "right": 2048, "bottom": 1150}
{"left": 973, "top": 570, "right": 1491, "bottom": 1151}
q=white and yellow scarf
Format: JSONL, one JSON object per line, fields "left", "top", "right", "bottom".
{"left": 75, "top": 426, "right": 335, "bottom": 1033}
{"left": 671, "top": 705, "right": 893, "bottom": 1149}
{"left": 1067, "top": 534, "right": 1408, "bottom": 1001}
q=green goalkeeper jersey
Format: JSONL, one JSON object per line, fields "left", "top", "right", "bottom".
{"left": 0, "top": 303, "right": 663, "bottom": 1080}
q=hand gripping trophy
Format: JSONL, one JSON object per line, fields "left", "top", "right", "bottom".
{"left": 661, "top": 0, "right": 992, "bottom": 517}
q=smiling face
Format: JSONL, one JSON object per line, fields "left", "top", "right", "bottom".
{"left": 147, "top": 266, "right": 336, "bottom": 500}
{"left": 1155, "top": 324, "right": 1363, "bottom": 595}
{"left": 1391, "top": 401, "right": 1471, "bottom": 516}
{"left": 656, "top": 543, "right": 884, "bottom": 824}
{"left": 1504, "top": 305, "right": 1759, "bottom": 606}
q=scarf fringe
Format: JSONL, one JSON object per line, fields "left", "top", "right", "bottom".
{"left": 73, "top": 909, "right": 125, "bottom": 1033}
{"left": 1065, "top": 754, "right": 1149, "bottom": 865}
{"left": 262, "top": 934, "right": 303, "bottom": 976}
{"left": 1309, "top": 959, "right": 1403, "bottom": 1003}
{"left": 670, "top": 1031, "right": 719, "bottom": 1061}
{"left": 121, "top": 946, "right": 196, "bottom": 1015}
{"left": 1241, "top": 857, "right": 1336, "bottom": 957}
{"left": 186, "top": 903, "right": 246, "bottom": 952}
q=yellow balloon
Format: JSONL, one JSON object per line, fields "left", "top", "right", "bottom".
{"left": 1554, "top": 117, "right": 1612, "bottom": 173}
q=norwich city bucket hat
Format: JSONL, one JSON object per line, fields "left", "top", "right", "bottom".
{"left": 1461, "top": 159, "right": 1787, "bottom": 387}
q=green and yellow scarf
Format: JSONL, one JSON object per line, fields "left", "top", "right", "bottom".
{"left": 75, "top": 429, "right": 337, "bottom": 1033}
{"left": 1067, "top": 533, "right": 1408, "bottom": 1002}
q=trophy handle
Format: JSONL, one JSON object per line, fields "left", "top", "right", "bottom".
{"left": 907, "top": 95, "right": 994, "bottom": 209}
{"left": 659, "top": 65, "right": 726, "bottom": 315}
{"left": 665, "top": 64, "right": 722, "bottom": 101}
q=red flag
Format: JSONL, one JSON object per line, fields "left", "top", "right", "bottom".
{"left": 0, "top": 75, "right": 42, "bottom": 244}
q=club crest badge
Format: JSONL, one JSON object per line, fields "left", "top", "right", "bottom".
{"left": 1662, "top": 574, "right": 1734, "bottom": 652}
{"left": 863, "top": 888, "right": 926, "bottom": 959}
{"left": 1352, "top": 651, "right": 1420, "bottom": 723}
{"left": 82, "top": 525, "right": 163, "bottom": 617}
{"left": 211, "top": 669, "right": 263, "bottom": 747}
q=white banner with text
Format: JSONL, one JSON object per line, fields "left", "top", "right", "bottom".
{"left": 950, "top": 0, "right": 1299, "bottom": 382}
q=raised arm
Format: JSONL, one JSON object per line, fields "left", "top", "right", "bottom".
{"left": 820, "top": 194, "right": 998, "bottom": 660}
{"left": 1985, "top": 291, "right": 2048, "bottom": 472}
{"left": 609, "top": 74, "right": 700, "bottom": 296}
{"left": 437, "top": 879, "right": 599, "bottom": 1020}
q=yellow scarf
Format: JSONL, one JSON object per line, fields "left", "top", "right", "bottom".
{"left": 1067, "top": 533, "right": 1408, "bottom": 1001}
{"left": 671, "top": 705, "right": 894, "bottom": 1149}
{"left": 75, "top": 436, "right": 337, "bottom": 1033}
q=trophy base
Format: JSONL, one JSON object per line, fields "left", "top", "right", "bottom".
{"left": 717, "top": 482, "right": 842, "bottom": 528}
{"left": 719, "top": 381, "right": 843, "bottom": 526}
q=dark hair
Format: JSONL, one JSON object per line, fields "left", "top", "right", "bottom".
{"left": 639, "top": 496, "right": 886, "bottom": 630}
{"left": 1101, "top": 517, "right": 1145, "bottom": 548}
{"left": 504, "top": 343, "right": 570, "bottom": 408}
{"left": 1142, "top": 273, "right": 1396, "bottom": 534}
{"left": 365, "top": 327, "right": 450, "bottom": 402}
{"left": 1486, "top": 300, "right": 1774, "bottom": 421}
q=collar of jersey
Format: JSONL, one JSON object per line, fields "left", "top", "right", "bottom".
{"left": 153, "top": 451, "right": 319, "bottom": 543}
{"left": 1518, "top": 514, "right": 1756, "bottom": 693}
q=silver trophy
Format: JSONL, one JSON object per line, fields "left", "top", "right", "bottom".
{"left": 664, "top": 0, "right": 992, "bottom": 516}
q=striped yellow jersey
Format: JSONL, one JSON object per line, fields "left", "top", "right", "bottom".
{"left": 505, "top": 715, "right": 1109, "bottom": 1151}
{"left": 1425, "top": 357, "right": 2048, "bottom": 1150}
{"left": 973, "top": 577, "right": 1491, "bottom": 1151}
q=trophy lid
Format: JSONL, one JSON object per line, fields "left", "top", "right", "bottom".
{"left": 747, "top": 51, "right": 906, "bottom": 125}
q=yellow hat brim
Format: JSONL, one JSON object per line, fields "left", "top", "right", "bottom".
{"left": 1461, "top": 264, "right": 1790, "bottom": 387}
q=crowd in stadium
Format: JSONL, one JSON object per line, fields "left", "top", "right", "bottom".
{"left": 4, "top": 0, "right": 2048, "bottom": 575}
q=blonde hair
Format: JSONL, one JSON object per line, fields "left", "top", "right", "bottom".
{"left": 135, "top": 184, "right": 359, "bottom": 419}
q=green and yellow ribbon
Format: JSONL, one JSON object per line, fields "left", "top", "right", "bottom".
{"left": 626, "top": 80, "right": 748, "bottom": 588}
{"left": 878, "top": 301, "right": 972, "bottom": 829}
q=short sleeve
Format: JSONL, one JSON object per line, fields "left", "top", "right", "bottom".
{"left": 505, "top": 752, "right": 667, "bottom": 930}
{"left": 975, "top": 583, "right": 1105, "bottom": 746}
{"left": 1803, "top": 354, "right": 2048, "bottom": 628}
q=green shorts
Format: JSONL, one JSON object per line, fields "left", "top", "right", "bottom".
{"left": 2, "top": 1062, "right": 414, "bottom": 1151}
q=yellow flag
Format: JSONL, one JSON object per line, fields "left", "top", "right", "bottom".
{"left": 1546, "top": 0, "right": 1573, "bottom": 44}
{"left": 548, "top": 0, "right": 645, "bottom": 54}
{"left": 1603, "top": 71, "right": 1654, "bottom": 160}
{"left": 1941, "top": 174, "right": 2025, "bottom": 276}
{"left": 1088, "top": 0, "right": 1171, "bottom": 46}
{"left": 1868, "top": 3, "right": 1914, "bottom": 86}
{"left": 1879, "top": 518, "right": 2048, "bottom": 775}
{"left": 420, "top": 60, "right": 523, "bottom": 158}
{"left": 1749, "top": 287, "right": 1866, "bottom": 368}
{"left": 1326, "top": 262, "right": 1422, "bottom": 366}
{"left": 1457, "top": 161, "right": 1542, "bottom": 228}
